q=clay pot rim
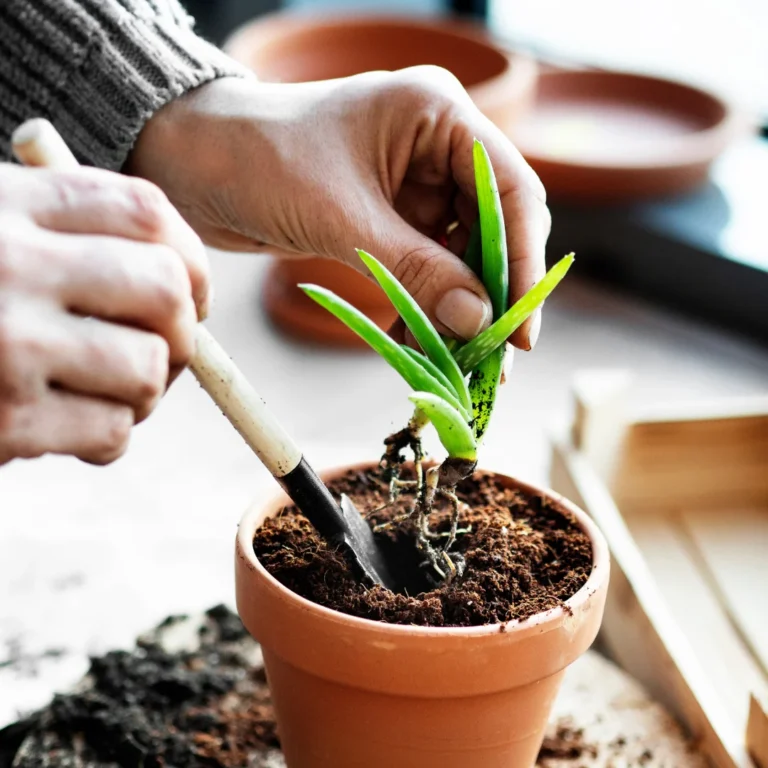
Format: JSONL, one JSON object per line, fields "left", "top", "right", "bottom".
{"left": 237, "top": 460, "right": 609, "bottom": 639}
{"left": 516, "top": 69, "right": 748, "bottom": 171}
{"left": 223, "top": 12, "right": 539, "bottom": 106}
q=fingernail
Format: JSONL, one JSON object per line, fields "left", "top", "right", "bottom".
{"left": 527, "top": 310, "right": 542, "bottom": 350}
{"left": 436, "top": 288, "right": 491, "bottom": 340}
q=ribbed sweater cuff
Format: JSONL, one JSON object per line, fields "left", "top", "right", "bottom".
{"left": 67, "top": 8, "right": 252, "bottom": 170}
{"left": 0, "top": 0, "right": 252, "bottom": 171}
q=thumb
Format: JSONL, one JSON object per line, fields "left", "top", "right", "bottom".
{"left": 369, "top": 214, "right": 492, "bottom": 341}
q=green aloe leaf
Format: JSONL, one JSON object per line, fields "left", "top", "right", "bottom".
{"left": 357, "top": 250, "right": 471, "bottom": 413}
{"left": 473, "top": 139, "right": 509, "bottom": 319}
{"left": 408, "top": 392, "right": 477, "bottom": 461}
{"left": 455, "top": 253, "right": 575, "bottom": 375}
{"left": 300, "top": 284, "right": 470, "bottom": 420}
{"left": 468, "top": 348, "right": 504, "bottom": 441}
{"left": 466, "top": 139, "right": 510, "bottom": 439}
{"left": 400, "top": 345, "right": 460, "bottom": 401}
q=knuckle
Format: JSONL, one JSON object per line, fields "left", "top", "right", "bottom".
{"left": 135, "top": 336, "right": 170, "bottom": 410}
{"left": 125, "top": 179, "right": 172, "bottom": 241}
{"left": 153, "top": 246, "right": 192, "bottom": 314}
{"left": 50, "top": 173, "right": 83, "bottom": 212}
{"left": 391, "top": 247, "right": 441, "bottom": 304}
{"left": 90, "top": 408, "right": 132, "bottom": 465}
{"left": 0, "top": 403, "right": 42, "bottom": 460}
{"left": 401, "top": 65, "right": 466, "bottom": 101}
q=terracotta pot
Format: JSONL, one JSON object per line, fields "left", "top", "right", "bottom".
{"left": 225, "top": 14, "right": 538, "bottom": 347}
{"left": 236, "top": 463, "right": 610, "bottom": 767}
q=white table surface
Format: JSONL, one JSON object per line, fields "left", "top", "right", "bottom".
{"left": 1, "top": 246, "right": 767, "bottom": 727}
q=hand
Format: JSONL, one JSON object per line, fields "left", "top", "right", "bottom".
{"left": 128, "top": 67, "right": 550, "bottom": 347}
{"left": 0, "top": 164, "right": 209, "bottom": 465}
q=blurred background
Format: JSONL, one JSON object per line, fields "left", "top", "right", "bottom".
{"left": 1, "top": 0, "right": 767, "bottom": 734}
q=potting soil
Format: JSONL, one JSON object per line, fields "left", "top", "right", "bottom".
{"left": 253, "top": 466, "right": 593, "bottom": 627}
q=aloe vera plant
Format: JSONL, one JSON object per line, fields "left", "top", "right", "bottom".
{"left": 300, "top": 139, "right": 573, "bottom": 582}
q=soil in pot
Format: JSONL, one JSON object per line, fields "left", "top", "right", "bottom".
{"left": 252, "top": 465, "right": 593, "bottom": 627}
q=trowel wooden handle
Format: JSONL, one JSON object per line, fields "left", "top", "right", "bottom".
{"left": 190, "top": 325, "right": 301, "bottom": 476}
{"left": 11, "top": 118, "right": 303, "bottom": 478}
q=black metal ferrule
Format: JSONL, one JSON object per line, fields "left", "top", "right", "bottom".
{"left": 277, "top": 456, "right": 348, "bottom": 544}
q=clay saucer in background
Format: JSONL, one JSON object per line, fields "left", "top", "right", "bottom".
{"left": 262, "top": 257, "right": 397, "bottom": 348}
{"left": 225, "top": 14, "right": 538, "bottom": 134}
{"left": 512, "top": 69, "right": 748, "bottom": 203}
{"left": 225, "top": 14, "right": 538, "bottom": 348}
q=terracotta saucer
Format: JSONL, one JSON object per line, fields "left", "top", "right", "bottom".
{"left": 261, "top": 258, "right": 396, "bottom": 349}
{"left": 512, "top": 69, "right": 747, "bottom": 203}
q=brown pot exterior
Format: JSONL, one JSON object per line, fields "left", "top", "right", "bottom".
{"left": 235, "top": 463, "right": 610, "bottom": 767}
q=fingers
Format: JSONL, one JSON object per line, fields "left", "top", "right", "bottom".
{"left": 44, "top": 234, "right": 197, "bottom": 373}
{"left": 369, "top": 209, "right": 492, "bottom": 341}
{"left": 375, "top": 66, "right": 549, "bottom": 349}
{"left": 15, "top": 167, "right": 210, "bottom": 319}
{"left": 0, "top": 390, "right": 134, "bottom": 466}
{"left": 48, "top": 315, "right": 170, "bottom": 424}
{"left": 449, "top": 118, "right": 550, "bottom": 350}
{"left": 0, "top": 299, "right": 172, "bottom": 424}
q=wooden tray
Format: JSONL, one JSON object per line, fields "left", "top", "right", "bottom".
{"left": 549, "top": 370, "right": 768, "bottom": 768}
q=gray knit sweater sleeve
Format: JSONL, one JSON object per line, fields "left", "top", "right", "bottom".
{"left": 0, "top": 0, "right": 252, "bottom": 170}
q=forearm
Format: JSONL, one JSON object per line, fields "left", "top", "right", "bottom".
{"left": 0, "top": 0, "right": 250, "bottom": 171}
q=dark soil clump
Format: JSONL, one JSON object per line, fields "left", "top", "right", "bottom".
{"left": 538, "top": 723, "right": 599, "bottom": 763}
{"left": 7, "top": 606, "right": 279, "bottom": 768}
{"left": 253, "top": 465, "right": 593, "bottom": 627}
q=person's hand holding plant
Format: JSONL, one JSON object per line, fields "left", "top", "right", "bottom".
{"left": 128, "top": 66, "right": 551, "bottom": 348}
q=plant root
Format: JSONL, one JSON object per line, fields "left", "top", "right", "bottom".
{"left": 380, "top": 425, "right": 477, "bottom": 586}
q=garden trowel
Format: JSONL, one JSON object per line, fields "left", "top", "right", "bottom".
{"left": 12, "top": 118, "right": 399, "bottom": 594}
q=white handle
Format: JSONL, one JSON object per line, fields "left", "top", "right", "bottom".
{"left": 190, "top": 326, "right": 301, "bottom": 476}
{"left": 12, "top": 119, "right": 302, "bottom": 477}
{"left": 12, "top": 118, "right": 80, "bottom": 170}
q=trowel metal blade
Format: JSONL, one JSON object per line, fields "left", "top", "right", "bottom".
{"left": 339, "top": 494, "right": 399, "bottom": 592}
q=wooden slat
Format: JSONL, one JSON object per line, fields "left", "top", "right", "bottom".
{"left": 748, "top": 696, "right": 768, "bottom": 768}
{"left": 570, "top": 368, "right": 633, "bottom": 483}
{"left": 569, "top": 373, "right": 768, "bottom": 510}
{"left": 680, "top": 507, "right": 768, "bottom": 679}
{"left": 551, "top": 443, "right": 754, "bottom": 768}
{"left": 611, "top": 413, "right": 768, "bottom": 510}
{"left": 627, "top": 510, "right": 768, "bottom": 723}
